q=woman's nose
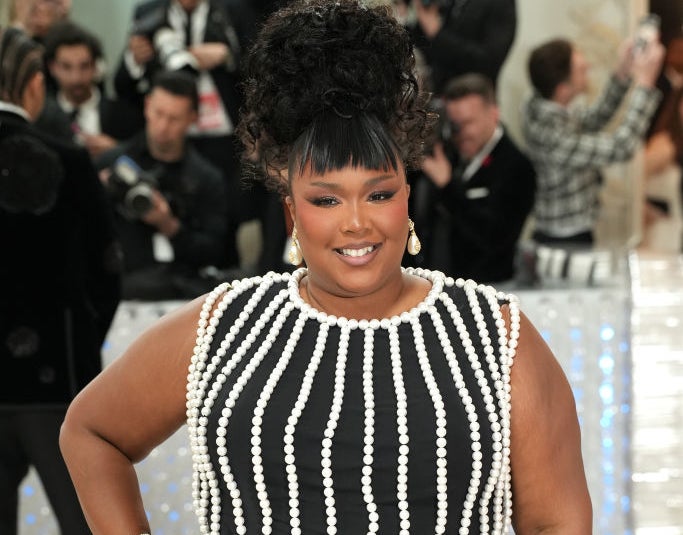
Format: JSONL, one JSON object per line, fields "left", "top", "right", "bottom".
{"left": 341, "top": 202, "right": 367, "bottom": 233}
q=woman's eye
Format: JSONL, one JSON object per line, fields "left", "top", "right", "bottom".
{"left": 311, "top": 196, "right": 339, "bottom": 207}
{"left": 369, "top": 191, "right": 395, "bottom": 202}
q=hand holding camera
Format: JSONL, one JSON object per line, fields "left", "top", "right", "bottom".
{"left": 141, "top": 190, "right": 181, "bottom": 237}
{"left": 630, "top": 14, "right": 665, "bottom": 88}
{"left": 421, "top": 142, "right": 453, "bottom": 188}
{"left": 128, "top": 34, "right": 155, "bottom": 66}
{"left": 106, "top": 156, "right": 180, "bottom": 236}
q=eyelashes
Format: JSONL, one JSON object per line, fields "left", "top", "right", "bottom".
{"left": 308, "top": 191, "right": 397, "bottom": 207}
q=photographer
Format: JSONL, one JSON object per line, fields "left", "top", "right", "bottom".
{"left": 523, "top": 33, "right": 664, "bottom": 245}
{"left": 113, "top": 0, "right": 253, "bottom": 266}
{"left": 411, "top": 73, "right": 536, "bottom": 283}
{"left": 97, "top": 71, "right": 229, "bottom": 300}
{"left": 396, "top": 0, "right": 517, "bottom": 93}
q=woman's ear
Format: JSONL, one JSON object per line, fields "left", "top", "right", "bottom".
{"left": 285, "top": 195, "right": 295, "bottom": 226}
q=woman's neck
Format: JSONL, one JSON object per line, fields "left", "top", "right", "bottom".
{"left": 298, "top": 270, "right": 431, "bottom": 321}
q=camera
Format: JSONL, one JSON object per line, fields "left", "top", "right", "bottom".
{"left": 131, "top": 9, "right": 196, "bottom": 70}
{"left": 106, "top": 156, "right": 159, "bottom": 219}
{"left": 424, "top": 98, "right": 458, "bottom": 154}
{"left": 633, "top": 14, "right": 660, "bottom": 55}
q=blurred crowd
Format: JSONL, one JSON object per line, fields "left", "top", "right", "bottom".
{"left": 3, "top": 0, "right": 680, "bottom": 298}
{"left": 1, "top": 1, "right": 681, "bottom": 533}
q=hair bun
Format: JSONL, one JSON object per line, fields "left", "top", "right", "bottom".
{"left": 238, "top": 0, "right": 432, "bottom": 187}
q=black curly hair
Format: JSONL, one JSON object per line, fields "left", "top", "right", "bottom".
{"left": 238, "top": 0, "right": 432, "bottom": 195}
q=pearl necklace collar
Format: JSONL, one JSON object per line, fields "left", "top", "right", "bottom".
{"left": 287, "top": 267, "right": 446, "bottom": 329}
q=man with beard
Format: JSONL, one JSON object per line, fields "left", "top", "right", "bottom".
{"left": 36, "top": 21, "right": 142, "bottom": 158}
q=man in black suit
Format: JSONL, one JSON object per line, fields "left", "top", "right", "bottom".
{"left": 97, "top": 71, "right": 230, "bottom": 300}
{"left": 35, "top": 21, "right": 143, "bottom": 158}
{"left": 414, "top": 73, "right": 536, "bottom": 283}
{"left": 114, "top": 0, "right": 256, "bottom": 266}
{"left": 0, "top": 27, "right": 121, "bottom": 534}
{"left": 399, "top": 0, "right": 517, "bottom": 93}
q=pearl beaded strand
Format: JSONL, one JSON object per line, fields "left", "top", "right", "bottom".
{"left": 188, "top": 276, "right": 279, "bottom": 534}
{"left": 214, "top": 290, "right": 294, "bottom": 535}
{"left": 284, "top": 322, "right": 331, "bottom": 535}
{"left": 251, "top": 310, "right": 308, "bottom": 535}
{"left": 411, "top": 315, "right": 449, "bottom": 535}
{"left": 321, "top": 326, "right": 351, "bottom": 535}
{"left": 461, "top": 282, "right": 506, "bottom": 533}
{"left": 388, "top": 323, "right": 411, "bottom": 535}
{"left": 361, "top": 327, "right": 379, "bottom": 534}
{"left": 187, "top": 279, "right": 252, "bottom": 534}
{"left": 430, "top": 287, "right": 485, "bottom": 534}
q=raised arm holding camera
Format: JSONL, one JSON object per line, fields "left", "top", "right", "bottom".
{"left": 97, "top": 71, "right": 229, "bottom": 300}
{"left": 523, "top": 24, "right": 665, "bottom": 245}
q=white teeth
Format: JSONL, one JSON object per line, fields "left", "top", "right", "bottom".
{"left": 340, "top": 246, "right": 374, "bottom": 257}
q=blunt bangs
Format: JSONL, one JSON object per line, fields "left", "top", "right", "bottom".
{"left": 289, "top": 112, "right": 400, "bottom": 180}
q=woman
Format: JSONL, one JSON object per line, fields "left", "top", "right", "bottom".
{"left": 59, "top": 1, "right": 592, "bottom": 533}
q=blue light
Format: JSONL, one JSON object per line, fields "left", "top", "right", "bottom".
{"left": 602, "top": 437, "right": 614, "bottom": 449}
{"left": 24, "top": 514, "right": 36, "bottom": 525}
{"left": 599, "top": 354, "right": 615, "bottom": 373}
{"left": 169, "top": 510, "right": 180, "bottom": 522}
{"left": 602, "top": 498, "right": 616, "bottom": 514}
{"left": 540, "top": 329, "right": 551, "bottom": 342}
{"left": 570, "top": 327, "right": 583, "bottom": 341}
{"left": 599, "top": 384, "right": 614, "bottom": 404}
{"left": 22, "top": 485, "right": 35, "bottom": 497}
{"left": 600, "top": 324, "right": 616, "bottom": 341}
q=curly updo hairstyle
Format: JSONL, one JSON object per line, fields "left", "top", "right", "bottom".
{"left": 238, "top": 0, "right": 432, "bottom": 195}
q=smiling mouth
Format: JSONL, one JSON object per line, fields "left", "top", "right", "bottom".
{"left": 337, "top": 245, "right": 377, "bottom": 257}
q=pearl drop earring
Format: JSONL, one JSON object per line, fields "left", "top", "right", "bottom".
{"left": 407, "top": 219, "right": 421, "bottom": 256}
{"left": 288, "top": 227, "right": 304, "bottom": 265}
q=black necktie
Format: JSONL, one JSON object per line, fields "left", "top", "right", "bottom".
{"left": 185, "top": 11, "right": 193, "bottom": 47}
{"left": 68, "top": 108, "right": 80, "bottom": 133}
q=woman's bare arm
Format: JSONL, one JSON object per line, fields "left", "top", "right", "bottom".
{"left": 509, "top": 310, "right": 593, "bottom": 533}
{"left": 60, "top": 295, "right": 206, "bottom": 534}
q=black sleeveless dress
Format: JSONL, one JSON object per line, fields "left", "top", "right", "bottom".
{"left": 186, "top": 268, "right": 519, "bottom": 535}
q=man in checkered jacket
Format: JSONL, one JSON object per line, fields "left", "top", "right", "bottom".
{"left": 523, "top": 36, "right": 664, "bottom": 245}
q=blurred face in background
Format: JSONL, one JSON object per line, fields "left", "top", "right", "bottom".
{"left": 567, "top": 49, "right": 589, "bottom": 97}
{"left": 446, "top": 94, "right": 499, "bottom": 160}
{"left": 49, "top": 44, "right": 96, "bottom": 105}
{"left": 177, "top": 0, "right": 202, "bottom": 12}
{"left": 14, "top": 0, "right": 69, "bottom": 39}
{"left": 144, "top": 87, "right": 197, "bottom": 161}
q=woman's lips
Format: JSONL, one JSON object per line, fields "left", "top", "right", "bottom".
{"left": 335, "top": 244, "right": 379, "bottom": 265}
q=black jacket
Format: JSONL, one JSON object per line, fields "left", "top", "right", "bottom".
{"left": 96, "top": 132, "right": 229, "bottom": 274}
{"left": 35, "top": 93, "right": 145, "bottom": 144}
{"left": 409, "top": 0, "right": 517, "bottom": 92}
{"left": 412, "top": 131, "right": 536, "bottom": 283}
{"left": 114, "top": 0, "right": 245, "bottom": 126}
{"left": 0, "top": 109, "right": 122, "bottom": 406}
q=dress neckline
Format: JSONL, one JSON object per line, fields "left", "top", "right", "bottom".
{"left": 285, "top": 267, "right": 448, "bottom": 329}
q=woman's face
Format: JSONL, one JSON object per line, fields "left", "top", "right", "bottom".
{"left": 286, "top": 161, "right": 410, "bottom": 301}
